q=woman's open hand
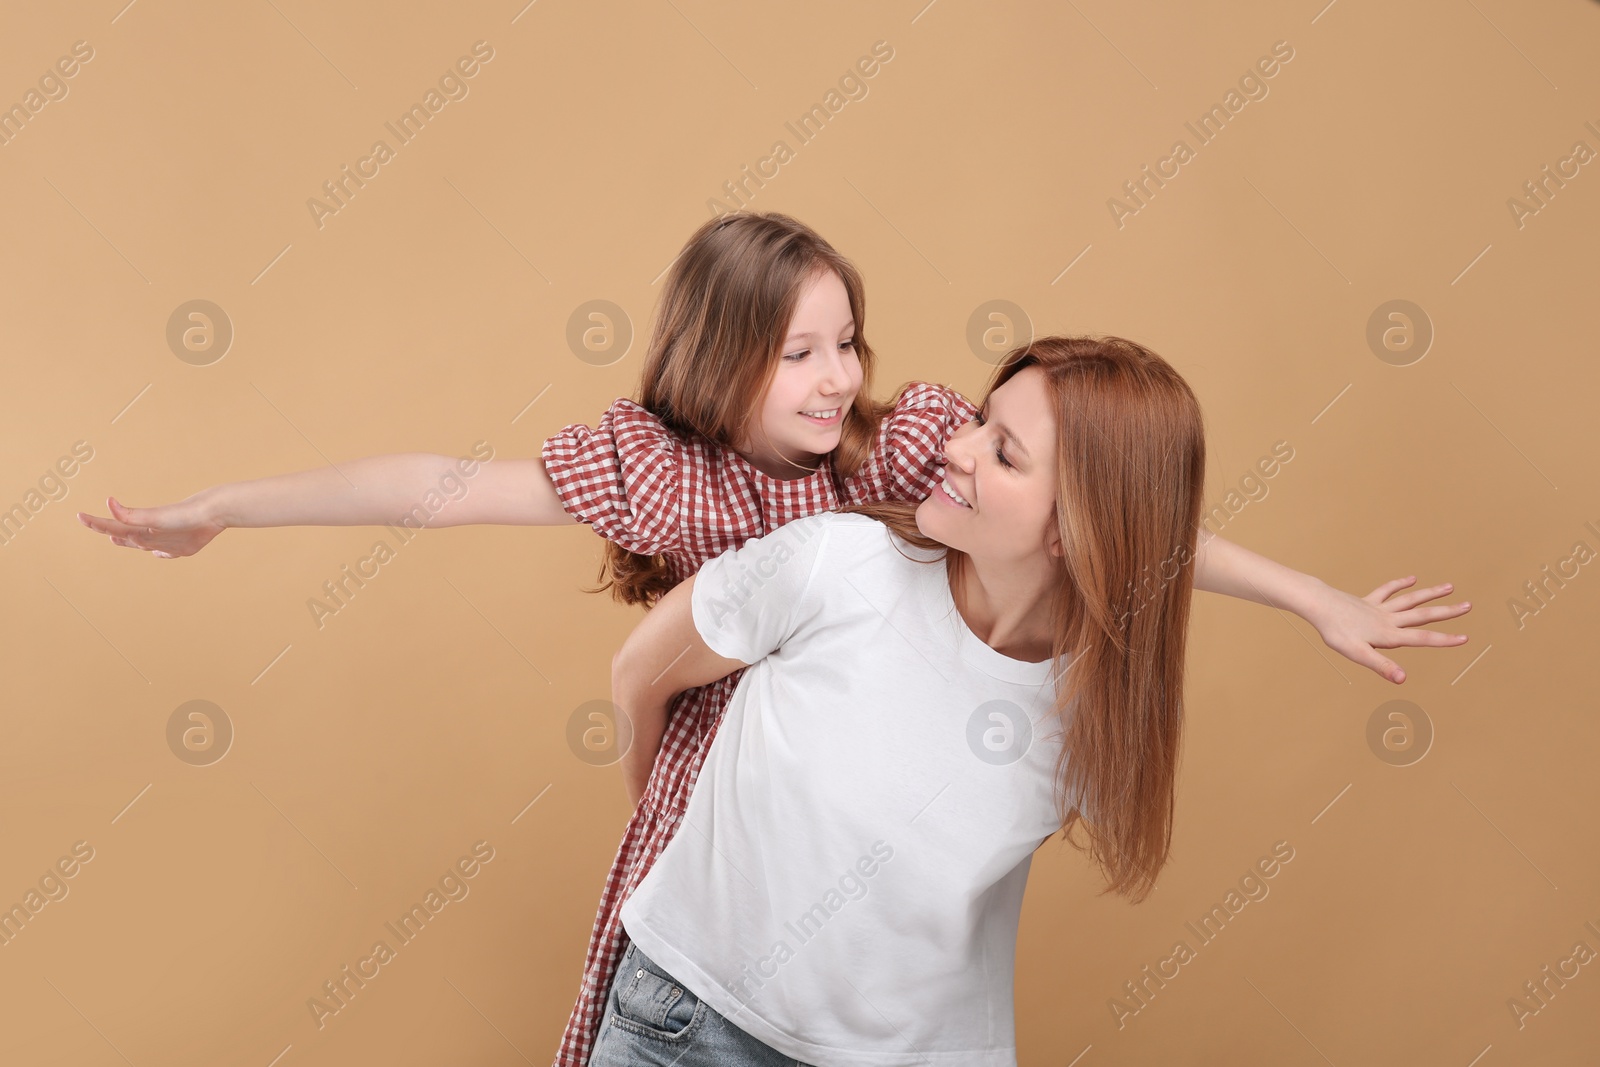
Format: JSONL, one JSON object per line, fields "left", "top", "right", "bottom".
{"left": 1308, "top": 576, "right": 1471, "bottom": 684}
{"left": 77, "top": 494, "right": 226, "bottom": 559}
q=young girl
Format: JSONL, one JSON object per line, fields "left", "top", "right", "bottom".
{"left": 76, "top": 213, "right": 1468, "bottom": 1064}
{"left": 593, "top": 336, "right": 1470, "bottom": 1063}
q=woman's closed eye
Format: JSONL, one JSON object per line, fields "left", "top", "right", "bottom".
{"left": 973, "top": 409, "right": 1013, "bottom": 469}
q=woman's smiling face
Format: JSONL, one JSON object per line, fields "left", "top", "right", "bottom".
{"left": 733, "top": 268, "right": 863, "bottom": 477}
{"left": 916, "top": 365, "right": 1060, "bottom": 562}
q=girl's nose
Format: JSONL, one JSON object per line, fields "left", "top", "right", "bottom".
{"left": 816, "top": 345, "right": 853, "bottom": 395}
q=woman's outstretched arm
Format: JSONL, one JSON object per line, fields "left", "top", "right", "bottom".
{"left": 1193, "top": 530, "right": 1327, "bottom": 617}
{"left": 1194, "top": 530, "right": 1471, "bottom": 684}
{"left": 611, "top": 574, "right": 750, "bottom": 807}
{"left": 77, "top": 452, "right": 576, "bottom": 558}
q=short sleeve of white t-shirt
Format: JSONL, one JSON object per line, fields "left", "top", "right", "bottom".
{"left": 688, "top": 512, "right": 831, "bottom": 666}
{"left": 624, "top": 511, "right": 1071, "bottom": 1067}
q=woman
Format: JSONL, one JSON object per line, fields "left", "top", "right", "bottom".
{"left": 77, "top": 213, "right": 1462, "bottom": 1065}
{"left": 596, "top": 335, "right": 1470, "bottom": 1064}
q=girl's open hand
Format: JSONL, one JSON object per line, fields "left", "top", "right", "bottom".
{"left": 77, "top": 495, "right": 225, "bottom": 559}
{"left": 1308, "top": 576, "right": 1471, "bottom": 684}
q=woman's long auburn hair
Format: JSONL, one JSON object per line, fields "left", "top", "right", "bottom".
{"left": 591, "top": 212, "right": 893, "bottom": 607}
{"left": 840, "top": 335, "right": 1207, "bottom": 903}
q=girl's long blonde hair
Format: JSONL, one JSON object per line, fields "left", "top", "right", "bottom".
{"left": 592, "top": 211, "right": 892, "bottom": 607}
{"left": 841, "top": 335, "right": 1207, "bottom": 902}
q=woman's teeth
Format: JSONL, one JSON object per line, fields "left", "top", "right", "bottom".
{"left": 802, "top": 408, "right": 839, "bottom": 418}
{"left": 940, "top": 477, "right": 972, "bottom": 508}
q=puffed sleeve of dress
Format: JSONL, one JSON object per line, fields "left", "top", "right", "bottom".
{"left": 540, "top": 398, "right": 684, "bottom": 557}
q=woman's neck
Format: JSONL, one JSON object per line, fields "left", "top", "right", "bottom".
{"left": 948, "top": 552, "right": 1057, "bottom": 663}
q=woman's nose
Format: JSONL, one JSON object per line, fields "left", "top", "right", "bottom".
{"left": 942, "top": 423, "right": 976, "bottom": 471}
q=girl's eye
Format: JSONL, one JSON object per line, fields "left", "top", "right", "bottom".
{"left": 786, "top": 339, "right": 855, "bottom": 361}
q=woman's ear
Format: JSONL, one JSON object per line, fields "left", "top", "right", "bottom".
{"left": 1046, "top": 509, "right": 1065, "bottom": 558}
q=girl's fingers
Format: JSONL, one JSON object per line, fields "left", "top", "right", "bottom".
{"left": 81, "top": 513, "right": 130, "bottom": 537}
{"left": 109, "top": 497, "right": 151, "bottom": 531}
{"left": 84, "top": 511, "right": 162, "bottom": 541}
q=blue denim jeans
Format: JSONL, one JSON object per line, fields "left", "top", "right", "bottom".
{"left": 590, "top": 940, "right": 814, "bottom": 1066}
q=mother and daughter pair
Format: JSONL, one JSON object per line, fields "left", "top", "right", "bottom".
{"left": 79, "top": 212, "right": 1471, "bottom": 1064}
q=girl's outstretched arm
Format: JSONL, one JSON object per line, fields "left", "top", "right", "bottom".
{"left": 1194, "top": 531, "right": 1471, "bottom": 684}
{"left": 611, "top": 574, "right": 750, "bottom": 807}
{"left": 78, "top": 452, "right": 576, "bottom": 558}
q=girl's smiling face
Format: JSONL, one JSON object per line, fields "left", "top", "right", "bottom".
{"left": 916, "top": 365, "right": 1062, "bottom": 562}
{"left": 733, "top": 267, "right": 863, "bottom": 478}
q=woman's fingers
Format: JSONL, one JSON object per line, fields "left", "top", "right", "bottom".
{"left": 1383, "top": 583, "right": 1455, "bottom": 612}
{"left": 1360, "top": 650, "right": 1404, "bottom": 684}
{"left": 1384, "top": 626, "right": 1470, "bottom": 647}
{"left": 1391, "top": 601, "right": 1473, "bottom": 629}
{"left": 1365, "top": 575, "right": 1418, "bottom": 603}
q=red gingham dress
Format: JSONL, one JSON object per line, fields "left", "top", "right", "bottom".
{"left": 540, "top": 381, "right": 977, "bottom": 1066}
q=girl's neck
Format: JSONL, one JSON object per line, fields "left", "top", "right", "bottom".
{"left": 737, "top": 446, "right": 822, "bottom": 481}
{"left": 948, "top": 553, "right": 1057, "bottom": 664}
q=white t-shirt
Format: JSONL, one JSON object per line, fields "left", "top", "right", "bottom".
{"left": 620, "top": 512, "right": 1072, "bottom": 1066}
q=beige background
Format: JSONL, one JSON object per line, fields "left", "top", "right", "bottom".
{"left": 3, "top": 1, "right": 1597, "bottom": 1064}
